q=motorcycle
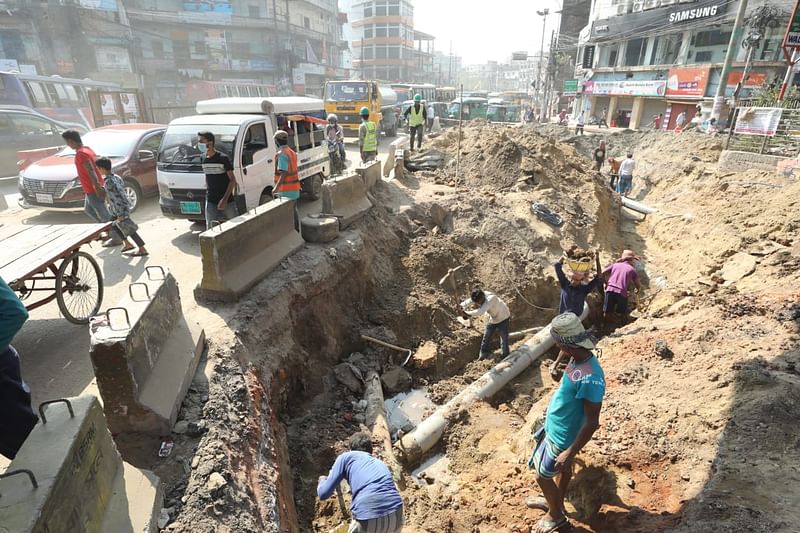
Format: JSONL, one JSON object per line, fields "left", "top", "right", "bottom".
{"left": 327, "top": 139, "right": 344, "bottom": 177}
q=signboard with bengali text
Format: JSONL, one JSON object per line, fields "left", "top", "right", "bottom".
{"left": 666, "top": 67, "right": 710, "bottom": 98}
{"left": 584, "top": 80, "right": 666, "bottom": 97}
{"left": 784, "top": 0, "right": 800, "bottom": 48}
{"left": 734, "top": 107, "right": 783, "bottom": 137}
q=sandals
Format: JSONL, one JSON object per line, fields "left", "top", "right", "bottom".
{"left": 530, "top": 515, "right": 568, "bottom": 533}
{"left": 525, "top": 496, "right": 549, "bottom": 511}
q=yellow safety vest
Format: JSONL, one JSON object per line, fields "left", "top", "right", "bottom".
{"left": 409, "top": 104, "right": 425, "bottom": 127}
{"left": 362, "top": 121, "right": 378, "bottom": 152}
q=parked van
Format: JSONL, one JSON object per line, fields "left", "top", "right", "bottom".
{"left": 157, "top": 97, "right": 330, "bottom": 222}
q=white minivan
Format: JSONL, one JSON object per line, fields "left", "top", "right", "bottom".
{"left": 157, "top": 97, "right": 330, "bottom": 222}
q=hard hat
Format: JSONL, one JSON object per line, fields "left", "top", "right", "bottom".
{"left": 359, "top": 107, "right": 370, "bottom": 117}
{"left": 327, "top": 113, "right": 338, "bottom": 122}
{"left": 414, "top": 94, "right": 422, "bottom": 102}
{"left": 274, "top": 130, "right": 289, "bottom": 142}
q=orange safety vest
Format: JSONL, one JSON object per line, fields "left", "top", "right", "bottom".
{"left": 274, "top": 146, "right": 300, "bottom": 193}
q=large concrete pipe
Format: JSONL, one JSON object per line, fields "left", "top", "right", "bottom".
{"left": 621, "top": 196, "right": 657, "bottom": 215}
{"left": 394, "top": 304, "right": 589, "bottom": 466}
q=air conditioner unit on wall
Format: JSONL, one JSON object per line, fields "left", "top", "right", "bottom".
{"left": 643, "top": 0, "right": 658, "bottom": 10}
{"left": 632, "top": 1, "right": 645, "bottom": 12}
{"left": 677, "top": 0, "right": 695, "bottom": 4}
{"left": 660, "top": 0, "right": 677, "bottom": 6}
{"left": 617, "top": 3, "right": 628, "bottom": 15}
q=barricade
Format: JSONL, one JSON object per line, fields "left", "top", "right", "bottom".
{"left": 90, "top": 268, "right": 205, "bottom": 435}
{"left": 195, "top": 198, "right": 304, "bottom": 300}
{"left": 0, "top": 395, "right": 162, "bottom": 532}
{"left": 384, "top": 135, "right": 410, "bottom": 177}
{"left": 322, "top": 172, "right": 373, "bottom": 229}
{"left": 356, "top": 160, "right": 381, "bottom": 190}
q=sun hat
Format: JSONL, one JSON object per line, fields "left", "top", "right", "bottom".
{"left": 550, "top": 312, "right": 596, "bottom": 350}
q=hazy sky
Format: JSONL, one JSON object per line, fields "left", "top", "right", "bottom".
{"left": 413, "top": 0, "right": 564, "bottom": 64}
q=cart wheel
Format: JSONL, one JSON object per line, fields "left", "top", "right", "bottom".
{"left": 56, "top": 251, "right": 104, "bottom": 325}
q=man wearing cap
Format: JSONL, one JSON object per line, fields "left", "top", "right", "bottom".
{"left": 527, "top": 312, "right": 605, "bottom": 533}
{"left": 602, "top": 250, "right": 641, "bottom": 324}
{"left": 460, "top": 288, "right": 511, "bottom": 360}
{"left": 273, "top": 130, "right": 301, "bottom": 231}
{"left": 403, "top": 94, "right": 427, "bottom": 151}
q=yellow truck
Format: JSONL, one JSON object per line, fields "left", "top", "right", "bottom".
{"left": 323, "top": 80, "right": 399, "bottom": 137}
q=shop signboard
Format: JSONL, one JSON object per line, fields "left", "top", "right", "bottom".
{"left": 563, "top": 79, "right": 578, "bottom": 96}
{"left": 666, "top": 67, "right": 710, "bottom": 98}
{"left": 734, "top": 107, "right": 783, "bottom": 136}
{"left": 591, "top": 0, "right": 726, "bottom": 41}
{"left": 584, "top": 80, "right": 666, "bottom": 97}
{"left": 726, "top": 71, "right": 768, "bottom": 89}
{"left": 785, "top": 0, "right": 800, "bottom": 48}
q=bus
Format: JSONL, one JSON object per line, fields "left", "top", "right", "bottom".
{"left": 0, "top": 71, "right": 120, "bottom": 128}
{"left": 436, "top": 86, "right": 457, "bottom": 102}
{"left": 185, "top": 80, "right": 275, "bottom": 102}
{"left": 391, "top": 83, "right": 435, "bottom": 104}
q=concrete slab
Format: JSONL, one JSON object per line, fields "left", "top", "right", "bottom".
{"left": 100, "top": 462, "right": 162, "bottom": 533}
{"left": 322, "top": 173, "right": 373, "bottom": 229}
{"left": 356, "top": 160, "right": 381, "bottom": 190}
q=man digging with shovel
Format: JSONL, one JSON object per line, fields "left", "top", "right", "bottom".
{"left": 461, "top": 288, "right": 511, "bottom": 360}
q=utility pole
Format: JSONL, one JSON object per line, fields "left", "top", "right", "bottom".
{"left": 711, "top": 0, "right": 749, "bottom": 121}
{"left": 543, "top": 30, "right": 555, "bottom": 120}
{"left": 536, "top": 8, "right": 549, "bottom": 120}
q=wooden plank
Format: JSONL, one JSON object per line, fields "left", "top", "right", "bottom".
{"left": 0, "top": 224, "right": 108, "bottom": 284}
{"left": 0, "top": 224, "right": 34, "bottom": 242}
{"left": 0, "top": 226, "right": 73, "bottom": 272}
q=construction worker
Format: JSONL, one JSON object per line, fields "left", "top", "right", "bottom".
{"left": 461, "top": 288, "right": 511, "bottom": 360}
{"left": 273, "top": 130, "right": 300, "bottom": 232}
{"left": 404, "top": 94, "right": 427, "bottom": 151}
{"left": 358, "top": 106, "right": 378, "bottom": 164}
{"left": 602, "top": 249, "right": 641, "bottom": 324}
{"left": 318, "top": 432, "right": 404, "bottom": 533}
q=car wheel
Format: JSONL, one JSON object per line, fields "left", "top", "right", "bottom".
{"left": 123, "top": 179, "right": 143, "bottom": 213}
{"left": 259, "top": 187, "right": 273, "bottom": 205}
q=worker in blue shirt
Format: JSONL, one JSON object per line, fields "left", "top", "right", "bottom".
{"left": 317, "top": 432, "right": 404, "bottom": 533}
{"left": 554, "top": 256, "right": 602, "bottom": 316}
{"left": 0, "top": 276, "right": 39, "bottom": 459}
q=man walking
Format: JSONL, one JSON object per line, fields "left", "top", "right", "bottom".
{"left": 593, "top": 141, "right": 606, "bottom": 172}
{"left": 675, "top": 110, "right": 687, "bottom": 131}
{"left": 602, "top": 249, "right": 641, "bottom": 324}
{"left": 318, "top": 432, "right": 404, "bottom": 533}
{"left": 461, "top": 288, "right": 511, "bottom": 360}
{"left": 273, "top": 130, "right": 301, "bottom": 232}
{"left": 358, "top": 107, "right": 378, "bottom": 163}
{"left": 527, "top": 313, "right": 605, "bottom": 533}
{"left": 616, "top": 152, "right": 635, "bottom": 197}
{"left": 404, "top": 94, "right": 427, "bottom": 151}
{"left": 575, "top": 112, "right": 585, "bottom": 135}
{"left": 61, "top": 130, "right": 118, "bottom": 246}
{"left": 198, "top": 131, "right": 237, "bottom": 230}
{"left": 598, "top": 108, "right": 609, "bottom": 128}
{"left": 0, "top": 276, "right": 39, "bottom": 459}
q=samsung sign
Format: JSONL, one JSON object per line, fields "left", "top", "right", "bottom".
{"left": 669, "top": 5, "right": 720, "bottom": 23}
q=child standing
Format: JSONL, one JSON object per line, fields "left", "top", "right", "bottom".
{"left": 95, "top": 157, "right": 148, "bottom": 257}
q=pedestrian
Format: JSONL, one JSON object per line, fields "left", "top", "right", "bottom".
{"left": 654, "top": 113, "right": 663, "bottom": 130}
{"left": 273, "top": 130, "right": 301, "bottom": 232}
{"left": 0, "top": 276, "right": 39, "bottom": 460}
{"left": 598, "top": 108, "right": 608, "bottom": 128}
{"left": 358, "top": 106, "right": 378, "bottom": 163}
{"left": 616, "top": 152, "right": 635, "bottom": 197}
{"left": 318, "top": 432, "right": 404, "bottom": 533}
{"left": 426, "top": 101, "right": 435, "bottom": 132}
{"left": 95, "top": 157, "right": 148, "bottom": 257}
{"left": 198, "top": 130, "right": 237, "bottom": 230}
{"left": 593, "top": 141, "right": 606, "bottom": 172}
{"left": 404, "top": 94, "right": 427, "bottom": 151}
{"left": 607, "top": 156, "right": 621, "bottom": 190}
{"left": 526, "top": 312, "right": 605, "bottom": 533}
{"left": 461, "top": 288, "right": 511, "bottom": 360}
{"left": 558, "top": 109, "right": 567, "bottom": 125}
{"left": 602, "top": 249, "right": 641, "bottom": 324}
{"left": 575, "top": 112, "right": 585, "bottom": 135}
{"left": 61, "top": 130, "right": 118, "bottom": 246}
{"left": 675, "top": 110, "right": 687, "bottom": 131}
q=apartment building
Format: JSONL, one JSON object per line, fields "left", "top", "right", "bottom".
{"left": 575, "top": 0, "right": 790, "bottom": 129}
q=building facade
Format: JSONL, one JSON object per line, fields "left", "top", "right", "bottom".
{"left": 575, "top": 0, "right": 790, "bottom": 129}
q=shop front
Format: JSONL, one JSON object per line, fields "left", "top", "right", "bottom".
{"left": 583, "top": 78, "right": 667, "bottom": 129}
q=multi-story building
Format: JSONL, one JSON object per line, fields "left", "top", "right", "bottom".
{"left": 346, "top": 0, "right": 435, "bottom": 83}
{"left": 575, "top": 0, "right": 790, "bottom": 129}
{"left": 431, "top": 50, "right": 462, "bottom": 87}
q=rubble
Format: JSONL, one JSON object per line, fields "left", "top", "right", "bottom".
{"left": 381, "top": 367, "right": 412, "bottom": 394}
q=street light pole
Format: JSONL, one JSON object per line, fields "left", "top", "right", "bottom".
{"left": 536, "top": 8, "right": 549, "bottom": 120}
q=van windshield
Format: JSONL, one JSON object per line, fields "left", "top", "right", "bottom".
{"left": 157, "top": 124, "right": 239, "bottom": 170}
{"left": 326, "top": 82, "right": 368, "bottom": 102}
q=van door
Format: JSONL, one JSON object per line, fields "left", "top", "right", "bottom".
{"left": 238, "top": 120, "right": 276, "bottom": 210}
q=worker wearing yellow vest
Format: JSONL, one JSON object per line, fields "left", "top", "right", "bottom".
{"left": 403, "top": 94, "right": 428, "bottom": 151}
{"left": 358, "top": 106, "right": 378, "bottom": 164}
{"left": 273, "top": 129, "right": 300, "bottom": 232}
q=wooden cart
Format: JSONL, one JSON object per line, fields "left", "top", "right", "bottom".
{"left": 0, "top": 223, "right": 110, "bottom": 324}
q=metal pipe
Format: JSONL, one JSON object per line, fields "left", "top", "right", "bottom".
{"left": 395, "top": 303, "right": 589, "bottom": 466}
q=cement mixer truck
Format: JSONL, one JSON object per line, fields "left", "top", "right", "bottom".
{"left": 323, "top": 80, "right": 399, "bottom": 138}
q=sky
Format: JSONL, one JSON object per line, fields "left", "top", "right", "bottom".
{"left": 412, "top": 0, "right": 564, "bottom": 64}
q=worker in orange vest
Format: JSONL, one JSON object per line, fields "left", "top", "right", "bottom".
{"left": 273, "top": 130, "right": 300, "bottom": 232}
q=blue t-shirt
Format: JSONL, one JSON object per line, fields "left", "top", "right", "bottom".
{"left": 555, "top": 262, "right": 600, "bottom": 316}
{"left": 545, "top": 355, "right": 605, "bottom": 450}
{"left": 317, "top": 451, "right": 403, "bottom": 520}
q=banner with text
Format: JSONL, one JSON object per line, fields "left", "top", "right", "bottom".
{"left": 734, "top": 107, "right": 783, "bottom": 136}
{"left": 585, "top": 80, "right": 666, "bottom": 97}
{"left": 666, "top": 67, "right": 710, "bottom": 98}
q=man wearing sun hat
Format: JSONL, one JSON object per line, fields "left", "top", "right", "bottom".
{"left": 526, "top": 312, "right": 605, "bottom": 533}
{"left": 602, "top": 249, "right": 641, "bottom": 324}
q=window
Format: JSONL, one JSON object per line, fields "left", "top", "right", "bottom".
{"left": 63, "top": 84, "right": 79, "bottom": 104}
{"left": 388, "top": 0, "right": 400, "bottom": 15}
{"left": 376, "top": 45, "right": 387, "bottom": 59}
{"left": 173, "top": 39, "right": 190, "bottom": 60}
{"left": 364, "top": 26, "right": 373, "bottom": 38}
{"left": 387, "top": 45, "right": 400, "bottom": 58}
{"left": 648, "top": 37, "right": 659, "bottom": 65}
{"left": 303, "top": 16, "right": 310, "bottom": 29}
{"left": 12, "top": 115, "right": 58, "bottom": 136}
{"left": 248, "top": 4, "right": 260, "bottom": 18}
{"left": 376, "top": 3, "right": 386, "bottom": 16}
{"left": 72, "top": 85, "right": 87, "bottom": 105}
{"left": 139, "top": 132, "right": 163, "bottom": 154}
{"left": 24, "top": 82, "right": 49, "bottom": 106}
{"left": 624, "top": 38, "right": 647, "bottom": 66}
{"left": 388, "top": 24, "right": 400, "bottom": 37}
{"left": 191, "top": 40, "right": 207, "bottom": 57}
{"left": 695, "top": 51, "right": 713, "bottom": 62}
{"left": 363, "top": 46, "right": 374, "bottom": 59}
{"left": 243, "top": 122, "right": 268, "bottom": 156}
{"left": 760, "top": 39, "right": 779, "bottom": 61}
{"left": 364, "top": 5, "right": 372, "bottom": 17}
{"left": 694, "top": 30, "right": 731, "bottom": 47}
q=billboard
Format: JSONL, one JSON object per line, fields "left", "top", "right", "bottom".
{"left": 785, "top": 0, "right": 800, "bottom": 48}
{"left": 666, "top": 67, "right": 710, "bottom": 98}
{"left": 734, "top": 107, "right": 783, "bottom": 136}
{"left": 727, "top": 71, "right": 768, "bottom": 89}
{"left": 584, "top": 80, "right": 666, "bottom": 97}
{"left": 563, "top": 79, "right": 578, "bottom": 95}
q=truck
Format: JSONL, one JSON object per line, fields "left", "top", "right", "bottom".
{"left": 157, "top": 96, "right": 330, "bottom": 223}
{"left": 323, "top": 80, "right": 399, "bottom": 138}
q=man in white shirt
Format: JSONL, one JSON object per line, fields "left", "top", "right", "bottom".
{"left": 461, "top": 288, "right": 511, "bottom": 360}
{"left": 617, "top": 153, "right": 635, "bottom": 197}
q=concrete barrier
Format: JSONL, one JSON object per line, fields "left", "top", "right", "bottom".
{"left": 384, "top": 136, "right": 409, "bottom": 177}
{"left": 718, "top": 150, "right": 787, "bottom": 173}
{"left": 0, "top": 395, "right": 162, "bottom": 533}
{"left": 322, "top": 173, "right": 373, "bottom": 230}
{"left": 90, "top": 269, "right": 205, "bottom": 435}
{"left": 356, "top": 160, "right": 381, "bottom": 190}
{"left": 195, "top": 198, "right": 304, "bottom": 300}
